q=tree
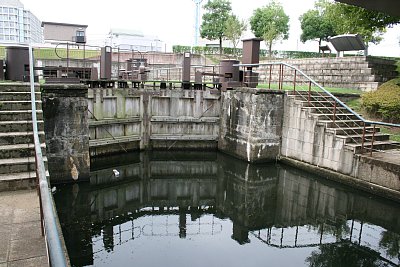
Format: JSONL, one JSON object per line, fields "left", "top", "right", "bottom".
{"left": 200, "top": 0, "right": 232, "bottom": 55}
{"left": 299, "top": 9, "right": 336, "bottom": 48}
{"left": 224, "top": 15, "right": 247, "bottom": 58}
{"left": 250, "top": 1, "right": 289, "bottom": 58}
{"left": 324, "top": 2, "right": 400, "bottom": 53}
{"left": 306, "top": 243, "right": 384, "bottom": 267}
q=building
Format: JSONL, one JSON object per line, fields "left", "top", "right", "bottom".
{"left": 42, "top": 21, "right": 87, "bottom": 44}
{"left": 0, "top": 0, "right": 42, "bottom": 44}
{"left": 107, "top": 28, "right": 164, "bottom": 52}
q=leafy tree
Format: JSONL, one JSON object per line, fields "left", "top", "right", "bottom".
{"left": 299, "top": 9, "right": 336, "bottom": 48}
{"left": 250, "top": 1, "right": 289, "bottom": 58}
{"left": 306, "top": 243, "right": 384, "bottom": 267}
{"left": 200, "top": 0, "right": 232, "bottom": 55}
{"left": 379, "top": 231, "right": 400, "bottom": 261}
{"left": 324, "top": 2, "right": 400, "bottom": 53}
{"left": 224, "top": 14, "right": 247, "bottom": 58}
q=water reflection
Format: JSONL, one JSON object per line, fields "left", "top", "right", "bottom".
{"left": 54, "top": 152, "right": 400, "bottom": 267}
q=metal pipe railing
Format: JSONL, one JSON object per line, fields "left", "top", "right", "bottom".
{"left": 236, "top": 62, "right": 400, "bottom": 129}
{"left": 235, "top": 62, "right": 400, "bottom": 154}
{"left": 29, "top": 45, "right": 68, "bottom": 267}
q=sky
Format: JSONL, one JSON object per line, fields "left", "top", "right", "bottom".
{"left": 21, "top": 0, "right": 400, "bottom": 56}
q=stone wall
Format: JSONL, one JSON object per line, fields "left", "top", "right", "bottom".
{"left": 41, "top": 84, "right": 90, "bottom": 183}
{"left": 264, "top": 56, "right": 398, "bottom": 91}
{"left": 280, "top": 93, "right": 400, "bottom": 198}
{"left": 88, "top": 88, "right": 220, "bottom": 156}
{"left": 218, "top": 88, "right": 284, "bottom": 162}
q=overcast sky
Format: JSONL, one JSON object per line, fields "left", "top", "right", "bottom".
{"left": 21, "top": 0, "right": 400, "bottom": 56}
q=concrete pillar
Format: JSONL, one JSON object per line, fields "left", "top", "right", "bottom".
{"left": 41, "top": 84, "right": 90, "bottom": 183}
{"left": 218, "top": 88, "right": 284, "bottom": 163}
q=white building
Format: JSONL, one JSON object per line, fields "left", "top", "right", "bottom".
{"left": 0, "top": 0, "right": 42, "bottom": 44}
{"left": 107, "top": 28, "right": 164, "bottom": 52}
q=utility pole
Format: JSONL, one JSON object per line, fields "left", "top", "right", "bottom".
{"left": 193, "top": 0, "right": 203, "bottom": 46}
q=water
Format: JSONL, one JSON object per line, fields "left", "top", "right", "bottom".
{"left": 54, "top": 151, "right": 400, "bottom": 267}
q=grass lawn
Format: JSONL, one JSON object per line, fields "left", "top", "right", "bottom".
{"left": 257, "top": 83, "right": 362, "bottom": 94}
{"left": 346, "top": 97, "right": 400, "bottom": 142}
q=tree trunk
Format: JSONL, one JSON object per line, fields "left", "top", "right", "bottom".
{"left": 364, "top": 43, "right": 369, "bottom": 56}
{"left": 268, "top": 41, "right": 273, "bottom": 58}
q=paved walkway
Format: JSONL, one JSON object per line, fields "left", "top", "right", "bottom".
{"left": 0, "top": 190, "right": 48, "bottom": 267}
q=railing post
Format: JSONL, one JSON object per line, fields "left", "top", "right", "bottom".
{"left": 268, "top": 64, "right": 272, "bottom": 89}
{"left": 361, "top": 122, "right": 366, "bottom": 154}
{"left": 293, "top": 70, "right": 297, "bottom": 93}
{"left": 308, "top": 81, "right": 311, "bottom": 105}
{"left": 333, "top": 101, "right": 337, "bottom": 124}
{"left": 278, "top": 64, "right": 282, "bottom": 90}
{"left": 370, "top": 124, "right": 376, "bottom": 156}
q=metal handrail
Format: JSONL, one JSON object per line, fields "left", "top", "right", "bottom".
{"left": 29, "top": 45, "right": 68, "bottom": 267}
{"left": 237, "top": 62, "right": 400, "bottom": 129}
{"left": 236, "top": 62, "right": 400, "bottom": 154}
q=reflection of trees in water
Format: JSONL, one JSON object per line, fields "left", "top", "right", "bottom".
{"left": 308, "top": 218, "right": 351, "bottom": 242}
{"left": 379, "top": 231, "right": 400, "bottom": 262}
{"left": 306, "top": 243, "right": 385, "bottom": 267}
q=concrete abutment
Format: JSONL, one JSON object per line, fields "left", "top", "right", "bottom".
{"left": 41, "top": 84, "right": 90, "bottom": 184}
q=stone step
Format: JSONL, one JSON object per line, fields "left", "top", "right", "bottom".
{"left": 345, "top": 140, "right": 400, "bottom": 154}
{"left": 0, "top": 91, "right": 41, "bottom": 101}
{"left": 298, "top": 100, "right": 336, "bottom": 107}
{"left": 0, "top": 131, "right": 45, "bottom": 145}
{"left": 0, "top": 83, "right": 40, "bottom": 93}
{"left": 0, "top": 120, "right": 44, "bottom": 132}
{"left": 0, "top": 156, "right": 48, "bottom": 174}
{"left": 0, "top": 100, "right": 42, "bottom": 111}
{"left": 313, "top": 113, "right": 360, "bottom": 121}
{"left": 336, "top": 133, "right": 390, "bottom": 144}
{"left": 0, "top": 110, "right": 43, "bottom": 121}
{"left": 318, "top": 119, "right": 367, "bottom": 128}
{"left": 326, "top": 126, "right": 380, "bottom": 135}
{"left": 302, "top": 106, "right": 348, "bottom": 114}
{"left": 0, "top": 170, "right": 49, "bottom": 192}
{"left": 295, "top": 95, "right": 333, "bottom": 103}
{"left": 0, "top": 143, "right": 46, "bottom": 159}
{"left": 288, "top": 91, "right": 327, "bottom": 96}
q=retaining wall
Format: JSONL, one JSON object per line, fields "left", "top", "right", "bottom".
{"left": 280, "top": 94, "right": 400, "bottom": 199}
{"left": 263, "top": 56, "right": 398, "bottom": 91}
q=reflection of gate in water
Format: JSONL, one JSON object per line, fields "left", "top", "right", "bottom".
{"left": 93, "top": 221, "right": 142, "bottom": 255}
{"left": 250, "top": 219, "right": 399, "bottom": 266}
{"left": 142, "top": 214, "right": 222, "bottom": 237}
{"left": 91, "top": 212, "right": 223, "bottom": 257}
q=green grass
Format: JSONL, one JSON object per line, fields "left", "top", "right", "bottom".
{"left": 345, "top": 98, "right": 363, "bottom": 113}
{"left": 34, "top": 48, "right": 100, "bottom": 60}
{"left": 0, "top": 46, "right": 100, "bottom": 60}
{"left": 257, "top": 83, "right": 362, "bottom": 95}
{"left": 380, "top": 127, "right": 400, "bottom": 142}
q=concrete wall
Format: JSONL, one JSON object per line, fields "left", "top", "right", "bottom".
{"left": 88, "top": 88, "right": 220, "bottom": 155}
{"left": 281, "top": 93, "right": 400, "bottom": 198}
{"left": 41, "top": 84, "right": 90, "bottom": 183}
{"left": 218, "top": 88, "right": 284, "bottom": 162}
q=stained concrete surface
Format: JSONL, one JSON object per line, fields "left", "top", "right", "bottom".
{"left": 0, "top": 190, "right": 48, "bottom": 267}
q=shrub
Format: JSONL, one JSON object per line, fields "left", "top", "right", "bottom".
{"left": 362, "top": 78, "right": 400, "bottom": 123}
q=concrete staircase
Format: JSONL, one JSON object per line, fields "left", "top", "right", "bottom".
{"left": 288, "top": 90, "right": 400, "bottom": 154}
{"left": 0, "top": 83, "right": 47, "bottom": 191}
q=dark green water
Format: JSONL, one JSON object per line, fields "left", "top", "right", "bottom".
{"left": 54, "top": 151, "right": 400, "bottom": 267}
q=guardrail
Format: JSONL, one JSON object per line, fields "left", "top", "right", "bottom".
{"left": 236, "top": 62, "right": 400, "bottom": 155}
{"left": 29, "top": 45, "right": 68, "bottom": 267}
